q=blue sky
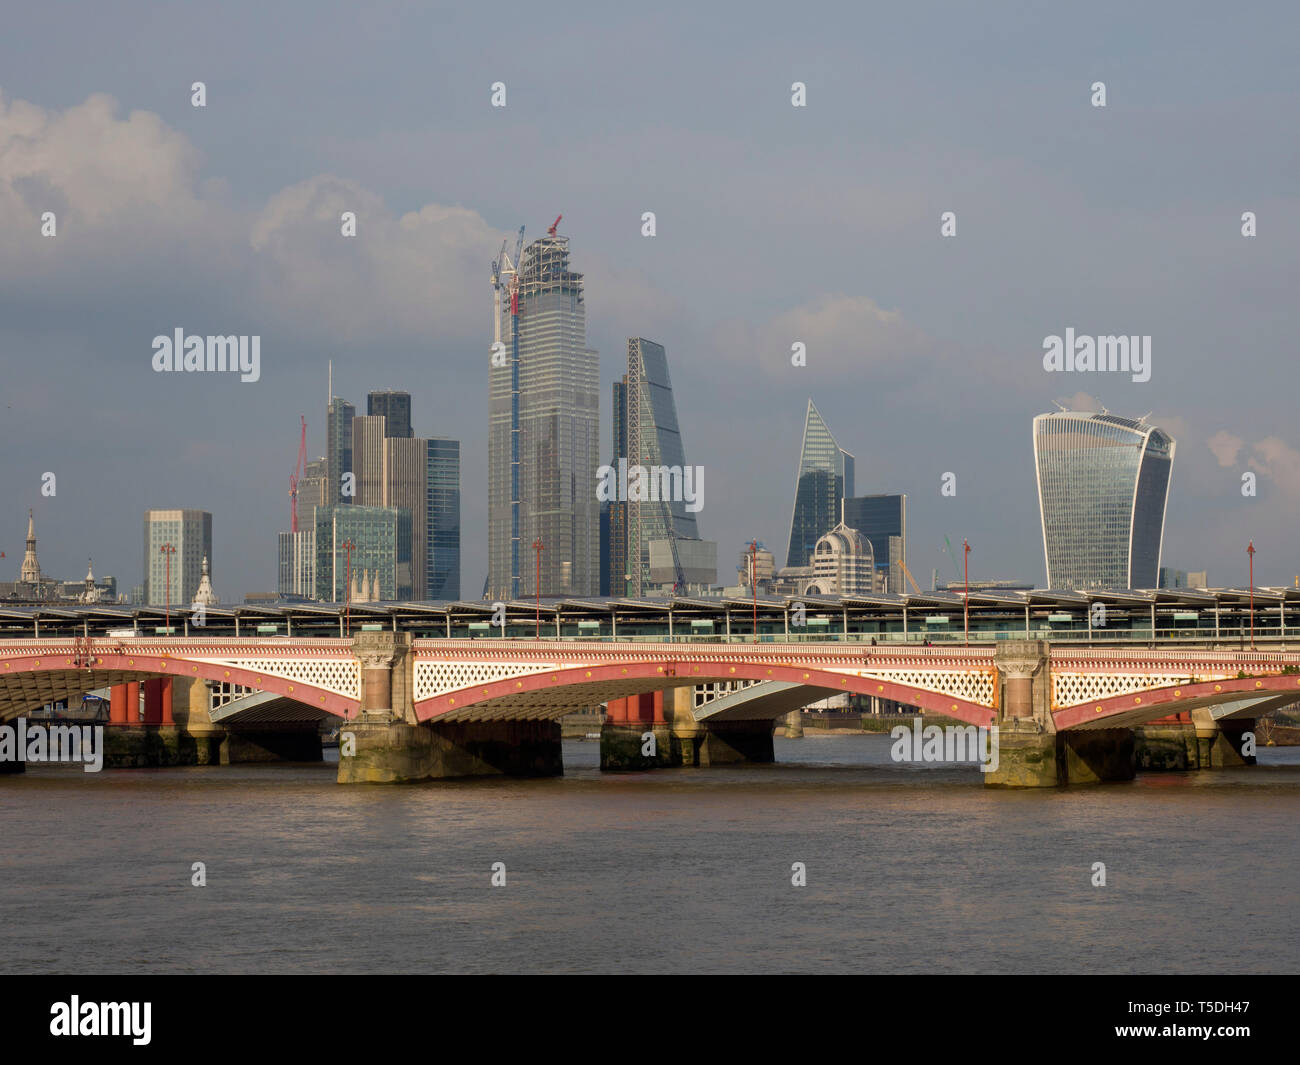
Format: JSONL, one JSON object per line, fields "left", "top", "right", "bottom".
{"left": 2, "top": 1, "right": 1298, "bottom": 595}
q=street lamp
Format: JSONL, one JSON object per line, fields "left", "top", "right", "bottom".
{"left": 963, "top": 539, "right": 971, "bottom": 647}
{"left": 342, "top": 538, "right": 357, "bottom": 637}
{"left": 1248, "top": 540, "right": 1256, "bottom": 650}
{"left": 532, "top": 538, "right": 543, "bottom": 640}
{"left": 159, "top": 543, "right": 176, "bottom": 633}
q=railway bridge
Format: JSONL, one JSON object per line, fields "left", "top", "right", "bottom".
{"left": 0, "top": 630, "right": 1287, "bottom": 786}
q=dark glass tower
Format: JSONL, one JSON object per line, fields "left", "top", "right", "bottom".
{"left": 426, "top": 438, "right": 460, "bottom": 599}
{"left": 784, "top": 400, "right": 854, "bottom": 569}
{"left": 367, "top": 390, "right": 413, "bottom": 439}
{"left": 327, "top": 397, "right": 355, "bottom": 505}
{"left": 1033, "top": 411, "right": 1176, "bottom": 589}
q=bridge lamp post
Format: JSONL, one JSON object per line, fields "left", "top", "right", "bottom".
{"left": 1248, "top": 541, "right": 1256, "bottom": 650}
{"left": 963, "top": 539, "right": 971, "bottom": 647}
{"left": 532, "top": 538, "right": 543, "bottom": 641}
{"left": 159, "top": 543, "right": 176, "bottom": 634}
{"left": 341, "top": 538, "right": 357, "bottom": 637}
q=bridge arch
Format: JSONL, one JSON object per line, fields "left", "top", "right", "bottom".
{"left": 1055, "top": 673, "right": 1300, "bottom": 730}
{"left": 414, "top": 659, "right": 996, "bottom": 727}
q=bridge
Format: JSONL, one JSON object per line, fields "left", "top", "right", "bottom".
{"left": 0, "top": 618, "right": 1290, "bottom": 785}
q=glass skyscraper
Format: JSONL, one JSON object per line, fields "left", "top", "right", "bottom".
{"left": 426, "top": 438, "right": 460, "bottom": 600}
{"left": 367, "top": 390, "right": 413, "bottom": 439}
{"left": 843, "top": 493, "right": 906, "bottom": 590}
{"left": 1033, "top": 411, "right": 1176, "bottom": 589}
{"left": 784, "top": 399, "right": 855, "bottom": 569}
{"left": 313, "top": 504, "right": 412, "bottom": 601}
{"left": 623, "top": 338, "right": 701, "bottom": 596}
{"left": 327, "top": 397, "right": 355, "bottom": 505}
{"left": 488, "top": 228, "right": 599, "bottom": 599}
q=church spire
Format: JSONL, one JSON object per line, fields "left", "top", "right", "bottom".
{"left": 18, "top": 508, "right": 42, "bottom": 585}
{"left": 193, "top": 555, "right": 218, "bottom": 606}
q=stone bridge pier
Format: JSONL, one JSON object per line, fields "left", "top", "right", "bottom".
{"left": 599, "top": 688, "right": 776, "bottom": 770}
{"left": 336, "top": 633, "right": 562, "bottom": 784}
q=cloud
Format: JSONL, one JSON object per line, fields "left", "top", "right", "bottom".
{"left": 1206, "top": 430, "right": 1243, "bottom": 468}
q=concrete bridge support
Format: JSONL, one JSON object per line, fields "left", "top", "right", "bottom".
{"left": 600, "top": 687, "right": 777, "bottom": 770}
{"left": 1134, "top": 710, "right": 1256, "bottom": 770}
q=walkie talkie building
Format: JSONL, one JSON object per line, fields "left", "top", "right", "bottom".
{"left": 1033, "top": 411, "right": 1175, "bottom": 589}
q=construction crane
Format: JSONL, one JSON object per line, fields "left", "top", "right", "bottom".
{"left": 548, "top": 214, "right": 562, "bottom": 237}
{"left": 490, "top": 224, "right": 527, "bottom": 598}
{"left": 943, "top": 535, "right": 962, "bottom": 582}
{"left": 667, "top": 526, "right": 686, "bottom": 593}
{"left": 897, "top": 557, "right": 923, "bottom": 595}
{"left": 288, "top": 415, "right": 307, "bottom": 532}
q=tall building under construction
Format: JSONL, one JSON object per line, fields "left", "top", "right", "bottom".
{"left": 488, "top": 224, "right": 599, "bottom": 599}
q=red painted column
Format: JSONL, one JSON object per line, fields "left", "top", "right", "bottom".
{"left": 652, "top": 690, "right": 665, "bottom": 724}
{"left": 161, "top": 678, "right": 174, "bottom": 725}
{"left": 109, "top": 684, "right": 128, "bottom": 724}
{"left": 125, "top": 681, "right": 140, "bottom": 724}
{"left": 606, "top": 697, "right": 627, "bottom": 723}
{"left": 142, "top": 678, "right": 162, "bottom": 724}
{"left": 636, "top": 692, "right": 656, "bottom": 723}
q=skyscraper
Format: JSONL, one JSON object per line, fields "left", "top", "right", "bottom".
{"left": 619, "top": 338, "right": 704, "bottom": 596}
{"left": 143, "top": 509, "right": 213, "bottom": 606}
{"left": 605, "top": 378, "right": 628, "bottom": 595}
{"left": 1033, "top": 411, "right": 1176, "bottom": 589}
{"left": 843, "top": 494, "right": 907, "bottom": 591}
{"left": 426, "top": 438, "right": 460, "bottom": 600}
{"left": 785, "top": 399, "right": 855, "bottom": 569}
{"left": 367, "top": 390, "right": 413, "bottom": 439}
{"left": 488, "top": 226, "right": 599, "bottom": 599}
{"left": 327, "top": 397, "right": 355, "bottom": 505}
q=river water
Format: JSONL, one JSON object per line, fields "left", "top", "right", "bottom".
{"left": 3, "top": 737, "right": 1297, "bottom": 974}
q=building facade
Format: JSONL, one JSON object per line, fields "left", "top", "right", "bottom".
{"left": 313, "top": 505, "right": 412, "bottom": 601}
{"left": 367, "top": 390, "right": 413, "bottom": 439}
{"left": 1033, "top": 411, "right": 1176, "bottom": 589}
{"left": 327, "top": 397, "right": 355, "bottom": 505}
{"left": 426, "top": 438, "right": 460, "bottom": 600}
{"left": 143, "top": 509, "right": 213, "bottom": 606}
{"left": 807, "top": 522, "right": 876, "bottom": 595}
{"left": 785, "top": 399, "right": 854, "bottom": 569}
{"left": 843, "top": 494, "right": 907, "bottom": 593}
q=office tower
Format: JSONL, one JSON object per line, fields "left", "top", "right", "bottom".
{"left": 843, "top": 494, "right": 907, "bottom": 591}
{"left": 143, "top": 509, "right": 213, "bottom": 606}
{"left": 606, "top": 378, "right": 628, "bottom": 595}
{"left": 367, "top": 390, "right": 413, "bottom": 439}
{"left": 785, "top": 399, "right": 855, "bottom": 569}
{"left": 488, "top": 225, "right": 599, "bottom": 599}
{"left": 327, "top": 397, "right": 355, "bottom": 504}
{"left": 313, "top": 505, "right": 412, "bottom": 601}
{"left": 278, "top": 528, "right": 316, "bottom": 598}
{"left": 1033, "top": 411, "right": 1176, "bottom": 589}
{"left": 426, "top": 438, "right": 460, "bottom": 599}
{"left": 299, "top": 457, "right": 329, "bottom": 515}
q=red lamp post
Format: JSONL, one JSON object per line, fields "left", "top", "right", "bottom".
{"left": 1248, "top": 541, "right": 1256, "bottom": 650}
{"left": 342, "top": 538, "right": 357, "bottom": 636}
{"left": 532, "top": 538, "right": 543, "bottom": 640}
{"left": 963, "top": 539, "right": 971, "bottom": 647}
{"left": 159, "top": 543, "right": 176, "bottom": 633}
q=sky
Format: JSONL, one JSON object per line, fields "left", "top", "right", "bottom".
{"left": 1, "top": 0, "right": 1298, "bottom": 597}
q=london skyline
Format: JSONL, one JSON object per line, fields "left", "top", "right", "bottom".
{"left": 2, "top": 3, "right": 1298, "bottom": 597}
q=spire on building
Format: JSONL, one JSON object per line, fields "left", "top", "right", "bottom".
{"left": 193, "top": 555, "right": 219, "bottom": 606}
{"left": 18, "top": 508, "right": 42, "bottom": 585}
{"left": 79, "top": 557, "right": 101, "bottom": 604}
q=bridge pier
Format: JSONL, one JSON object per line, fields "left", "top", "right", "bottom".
{"left": 600, "top": 688, "right": 776, "bottom": 770}
{"left": 337, "top": 719, "right": 562, "bottom": 783}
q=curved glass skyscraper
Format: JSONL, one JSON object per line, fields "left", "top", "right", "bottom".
{"left": 1033, "top": 411, "right": 1175, "bottom": 589}
{"left": 785, "top": 400, "right": 854, "bottom": 569}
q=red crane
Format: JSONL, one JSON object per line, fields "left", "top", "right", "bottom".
{"left": 548, "top": 214, "right": 562, "bottom": 237}
{"left": 289, "top": 415, "right": 307, "bottom": 532}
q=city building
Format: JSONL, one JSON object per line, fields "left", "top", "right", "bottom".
{"left": 806, "top": 522, "right": 876, "bottom": 595}
{"left": 488, "top": 224, "right": 599, "bottom": 599}
{"left": 298, "top": 457, "right": 329, "bottom": 514}
{"left": 367, "top": 390, "right": 413, "bottom": 439}
{"left": 604, "top": 377, "right": 629, "bottom": 596}
{"left": 606, "top": 337, "right": 714, "bottom": 596}
{"left": 313, "top": 505, "right": 412, "bottom": 601}
{"left": 843, "top": 494, "right": 907, "bottom": 593}
{"left": 142, "top": 509, "right": 213, "bottom": 607}
{"left": 326, "top": 396, "right": 355, "bottom": 505}
{"left": 785, "top": 399, "right": 854, "bottom": 569}
{"left": 425, "top": 438, "right": 460, "bottom": 600}
{"left": 1160, "top": 567, "right": 1208, "bottom": 590}
{"left": 737, "top": 542, "right": 777, "bottom": 591}
{"left": 193, "top": 556, "right": 219, "bottom": 605}
{"left": 278, "top": 528, "right": 316, "bottom": 598}
{"left": 1033, "top": 411, "right": 1176, "bottom": 589}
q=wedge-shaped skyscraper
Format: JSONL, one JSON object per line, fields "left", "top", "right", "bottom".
{"left": 785, "top": 400, "right": 855, "bottom": 569}
{"left": 1033, "top": 411, "right": 1175, "bottom": 589}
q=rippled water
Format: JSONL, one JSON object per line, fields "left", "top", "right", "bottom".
{"left": 3, "top": 737, "right": 1297, "bottom": 974}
